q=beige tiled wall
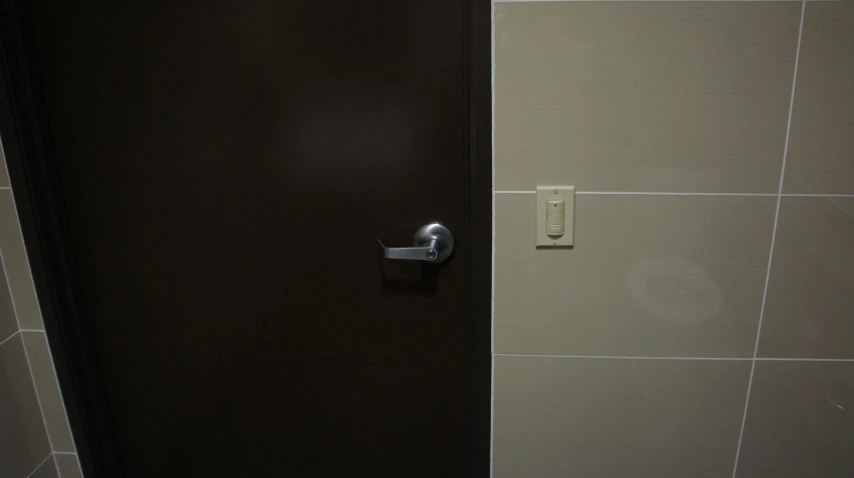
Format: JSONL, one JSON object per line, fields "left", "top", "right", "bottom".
{"left": 493, "top": 1, "right": 854, "bottom": 477}
{"left": 0, "top": 141, "right": 84, "bottom": 478}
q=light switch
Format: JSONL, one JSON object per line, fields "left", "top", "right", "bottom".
{"left": 536, "top": 186, "right": 575, "bottom": 247}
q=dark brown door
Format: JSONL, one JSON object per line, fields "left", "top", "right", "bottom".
{"left": 22, "top": 2, "right": 489, "bottom": 476}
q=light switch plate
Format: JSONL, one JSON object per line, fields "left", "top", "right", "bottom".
{"left": 536, "top": 186, "right": 575, "bottom": 247}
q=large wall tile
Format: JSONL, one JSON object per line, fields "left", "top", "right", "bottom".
{"left": 783, "top": 1, "right": 854, "bottom": 194}
{"left": 495, "top": 194, "right": 774, "bottom": 357}
{"left": 493, "top": 356, "right": 750, "bottom": 478}
{"left": 0, "top": 253, "right": 19, "bottom": 342}
{"left": 0, "top": 142, "right": 10, "bottom": 188}
{"left": 0, "top": 141, "right": 20, "bottom": 341}
{"left": 736, "top": 361, "right": 854, "bottom": 477}
{"left": 23, "top": 332, "right": 76, "bottom": 453}
{"left": 495, "top": 2, "right": 799, "bottom": 192}
{"left": 0, "top": 334, "right": 51, "bottom": 478}
{"left": 30, "top": 456, "right": 60, "bottom": 478}
{"left": 55, "top": 454, "right": 83, "bottom": 478}
{"left": 0, "top": 189, "right": 43, "bottom": 330}
{"left": 759, "top": 197, "right": 854, "bottom": 358}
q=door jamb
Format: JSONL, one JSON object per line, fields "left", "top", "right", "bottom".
{"left": 465, "top": 0, "right": 493, "bottom": 477}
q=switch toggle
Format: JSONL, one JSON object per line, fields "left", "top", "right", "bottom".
{"left": 546, "top": 200, "right": 565, "bottom": 236}
{"left": 536, "top": 186, "right": 575, "bottom": 247}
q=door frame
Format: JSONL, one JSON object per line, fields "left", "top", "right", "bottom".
{"left": 0, "top": 1, "right": 492, "bottom": 476}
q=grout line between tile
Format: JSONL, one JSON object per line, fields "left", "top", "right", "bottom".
{"left": 53, "top": 454, "right": 61, "bottom": 478}
{"left": 42, "top": 330, "right": 78, "bottom": 453}
{"left": 21, "top": 329, "right": 57, "bottom": 452}
{"left": 493, "top": 353, "right": 854, "bottom": 362}
{"left": 731, "top": 3, "right": 806, "bottom": 477}
{"left": 495, "top": 191, "right": 854, "bottom": 197}
{"left": 495, "top": 353, "right": 753, "bottom": 360}
{"left": 0, "top": 329, "right": 20, "bottom": 347}
{"left": 577, "top": 191, "right": 776, "bottom": 196}
{"left": 77, "top": 456, "right": 84, "bottom": 477}
{"left": 25, "top": 453, "right": 54, "bottom": 478}
{"left": 758, "top": 357, "right": 854, "bottom": 362}
{"left": 495, "top": 0, "right": 821, "bottom": 2}
{"left": 782, "top": 193, "right": 854, "bottom": 197}
{"left": 53, "top": 451, "right": 77, "bottom": 455}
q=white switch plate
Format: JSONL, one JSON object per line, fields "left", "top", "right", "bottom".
{"left": 536, "top": 186, "right": 575, "bottom": 247}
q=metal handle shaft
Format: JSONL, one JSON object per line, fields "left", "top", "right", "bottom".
{"left": 379, "top": 238, "right": 440, "bottom": 261}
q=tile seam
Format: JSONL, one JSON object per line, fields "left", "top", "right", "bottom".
{"left": 730, "top": 2, "right": 806, "bottom": 477}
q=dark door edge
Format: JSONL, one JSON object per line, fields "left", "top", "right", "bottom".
{"left": 465, "top": 0, "right": 493, "bottom": 477}
{"left": 0, "top": 2, "right": 124, "bottom": 476}
{"left": 0, "top": 0, "right": 493, "bottom": 476}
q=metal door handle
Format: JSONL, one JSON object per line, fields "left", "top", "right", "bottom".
{"left": 378, "top": 223, "right": 455, "bottom": 264}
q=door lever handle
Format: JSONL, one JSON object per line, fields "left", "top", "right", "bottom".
{"left": 378, "top": 223, "right": 454, "bottom": 264}
{"left": 379, "top": 239, "right": 441, "bottom": 261}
